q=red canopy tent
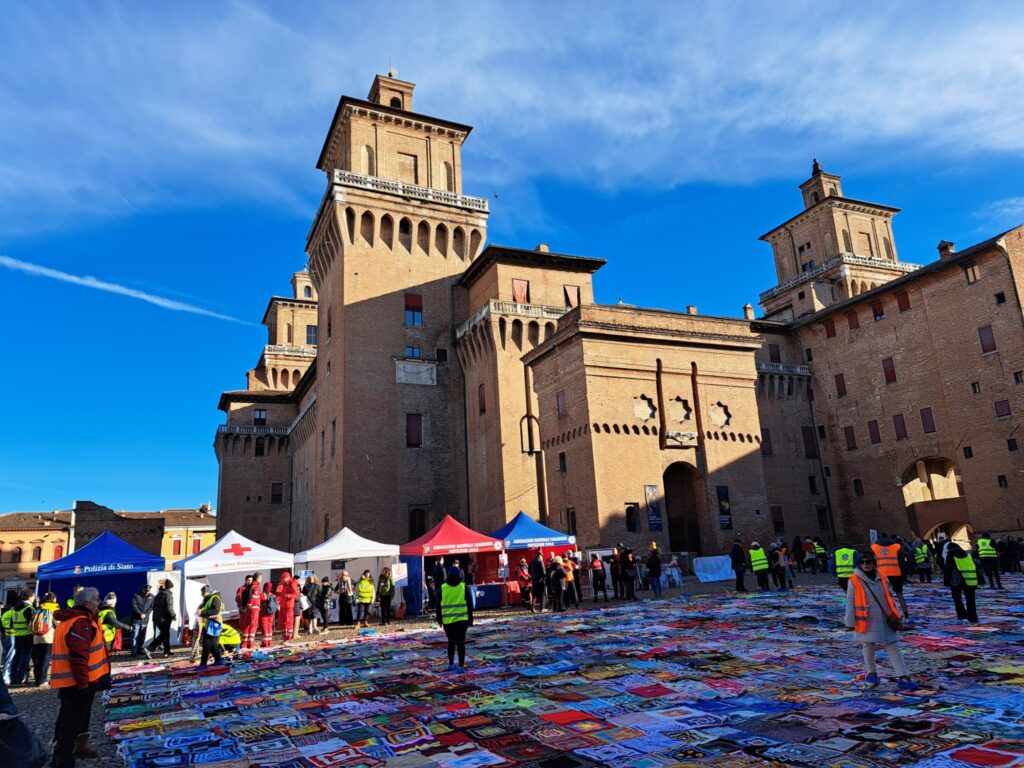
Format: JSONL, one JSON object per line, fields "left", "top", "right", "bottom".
{"left": 400, "top": 514, "right": 503, "bottom": 556}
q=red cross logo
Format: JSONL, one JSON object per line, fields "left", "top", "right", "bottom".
{"left": 223, "top": 543, "right": 252, "bottom": 557}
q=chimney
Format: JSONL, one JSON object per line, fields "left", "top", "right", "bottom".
{"left": 938, "top": 240, "right": 956, "bottom": 259}
{"left": 535, "top": 243, "right": 549, "bottom": 253}
{"left": 686, "top": 305, "right": 698, "bottom": 315}
{"left": 743, "top": 303, "right": 755, "bottom": 320}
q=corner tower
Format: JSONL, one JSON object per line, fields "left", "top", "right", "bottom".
{"left": 301, "top": 74, "right": 489, "bottom": 548}
{"left": 759, "top": 162, "right": 919, "bottom": 321}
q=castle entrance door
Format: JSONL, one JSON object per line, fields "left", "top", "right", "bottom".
{"left": 663, "top": 462, "right": 702, "bottom": 555}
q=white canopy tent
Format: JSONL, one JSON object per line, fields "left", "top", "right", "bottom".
{"left": 173, "top": 530, "right": 294, "bottom": 624}
{"left": 294, "top": 527, "right": 403, "bottom": 619}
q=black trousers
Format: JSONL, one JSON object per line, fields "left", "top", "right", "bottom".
{"left": 443, "top": 620, "right": 469, "bottom": 666}
{"left": 917, "top": 566, "right": 932, "bottom": 583}
{"left": 951, "top": 584, "right": 978, "bottom": 623}
{"left": 531, "top": 580, "right": 545, "bottom": 610}
{"left": 379, "top": 597, "right": 392, "bottom": 625}
{"left": 31, "top": 644, "right": 51, "bottom": 686}
{"left": 837, "top": 577, "right": 849, "bottom": 592}
{"left": 337, "top": 600, "right": 353, "bottom": 626}
{"left": 592, "top": 574, "right": 608, "bottom": 600}
{"left": 755, "top": 570, "right": 770, "bottom": 590}
{"left": 52, "top": 686, "right": 96, "bottom": 768}
{"left": 199, "top": 633, "right": 223, "bottom": 667}
{"left": 149, "top": 621, "right": 172, "bottom": 655}
{"left": 981, "top": 559, "right": 1002, "bottom": 588}
{"left": 735, "top": 568, "right": 747, "bottom": 592}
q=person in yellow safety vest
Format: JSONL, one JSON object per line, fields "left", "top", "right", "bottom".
{"left": 435, "top": 566, "right": 474, "bottom": 673}
{"left": 198, "top": 585, "right": 224, "bottom": 667}
{"left": 97, "top": 593, "right": 132, "bottom": 652}
{"left": 912, "top": 538, "right": 933, "bottom": 583}
{"left": 355, "top": 571, "right": 376, "bottom": 628}
{"left": 975, "top": 532, "right": 1003, "bottom": 590}
{"left": 831, "top": 546, "right": 858, "bottom": 591}
{"left": 812, "top": 538, "right": 828, "bottom": 574}
{"left": 843, "top": 550, "right": 915, "bottom": 691}
{"left": 748, "top": 542, "right": 770, "bottom": 592}
{"left": 871, "top": 539, "right": 909, "bottom": 620}
{"left": 51, "top": 586, "right": 111, "bottom": 764}
{"left": 4, "top": 589, "right": 36, "bottom": 685}
{"left": 64, "top": 584, "right": 84, "bottom": 609}
{"left": 218, "top": 622, "right": 242, "bottom": 652}
{"left": 944, "top": 543, "right": 980, "bottom": 624}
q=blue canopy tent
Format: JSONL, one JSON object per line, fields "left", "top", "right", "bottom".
{"left": 490, "top": 511, "right": 576, "bottom": 550}
{"left": 37, "top": 531, "right": 166, "bottom": 609}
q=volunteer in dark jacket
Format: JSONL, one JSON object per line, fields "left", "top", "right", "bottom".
{"left": 129, "top": 584, "right": 154, "bottom": 659}
{"left": 435, "top": 566, "right": 474, "bottom": 672}
{"left": 528, "top": 551, "right": 546, "bottom": 612}
{"left": 148, "top": 581, "right": 177, "bottom": 657}
{"left": 944, "top": 543, "right": 980, "bottom": 624}
{"left": 197, "top": 585, "right": 224, "bottom": 667}
{"left": 50, "top": 587, "right": 110, "bottom": 766}
{"left": 729, "top": 539, "right": 747, "bottom": 592}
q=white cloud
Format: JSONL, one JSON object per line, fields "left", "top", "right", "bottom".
{"left": 2, "top": 2, "right": 1023, "bottom": 235}
{"left": 975, "top": 197, "right": 1024, "bottom": 229}
{"left": 0, "top": 255, "right": 251, "bottom": 324}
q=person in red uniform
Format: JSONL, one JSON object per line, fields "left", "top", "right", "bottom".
{"left": 275, "top": 571, "right": 300, "bottom": 641}
{"left": 235, "top": 575, "right": 253, "bottom": 647}
{"left": 50, "top": 587, "right": 111, "bottom": 767}
{"left": 259, "top": 581, "right": 277, "bottom": 648}
{"left": 241, "top": 573, "right": 263, "bottom": 649}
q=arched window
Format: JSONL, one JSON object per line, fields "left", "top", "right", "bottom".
{"left": 303, "top": 286, "right": 312, "bottom": 298}
{"left": 32, "top": 546, "right": 42, "bottom": 561}
{"left": 53, "top": 544, "right": 63, "bottom": 559}
{"left": 443, "top": 161, "right": 454, "bottom": 192}
{"left": 11, "top": 547, "right": 22, "bottom": 563}
{"left": 390, "top": 96, "right": 402, "bottom": 109}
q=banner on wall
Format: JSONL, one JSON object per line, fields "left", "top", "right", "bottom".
{"left": 716, "top": 486, "right": 733, "bottom": 530}
{"left": 644, "top": 485, "right": 664, "bottom": 532}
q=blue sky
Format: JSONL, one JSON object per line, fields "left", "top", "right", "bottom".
{"left": 2, "top": 2, "right": 1024, "bottom": 513}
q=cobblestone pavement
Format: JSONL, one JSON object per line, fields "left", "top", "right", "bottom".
{"left": 8, "top": 571, "right": 838, "bottom": 764}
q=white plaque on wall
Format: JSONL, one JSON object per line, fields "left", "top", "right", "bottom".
{"left": 396, "top": 360, "right": 437, "bottom": 386}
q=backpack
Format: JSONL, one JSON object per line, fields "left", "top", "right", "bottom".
{"left": 31, "top": 608, "right": 51, "bottom": 636}
{"left": 263, "top": 593, "right": 279, "bottom": 615}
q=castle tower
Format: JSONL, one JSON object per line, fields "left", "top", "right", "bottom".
{"left": 301, "top": 74, "right": 489, "bottom": 546}
{"left": 759, "top": 162, "right": 918, "bottom": 321}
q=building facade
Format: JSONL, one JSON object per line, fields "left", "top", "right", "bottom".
{"left": 214, "top": 74, "right": 1024, "bottom": 555}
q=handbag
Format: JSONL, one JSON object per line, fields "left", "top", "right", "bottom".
{"left": 865, "top": 583, "right": 904, "bottom": 632}
{"left": 205, "top": 618, "right": 222, "bottom": 637}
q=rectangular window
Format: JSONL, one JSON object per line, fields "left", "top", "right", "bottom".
{"left": 970, "top": 381, "right": 981, "bottom": 394}
{"left": 319, "top": 430, "right": 324, "bottom": 464}
{"left": 805, "top": 348, "right": 813, "bottom": 362}
{"left": 557, "top": 452, "right": 567, "bottom": 474}
{"left": 882, "top": 357, "right": 897, "bottom": 383}
{"left": 172, "top": 538, "right": 182, "bottom": 556}
{"left": 920, "top": 407, "right": 936, "bottom": 434}
{"left": 192, "top": 537, "right": 202, "bottom": 554}
{"left": 404, "top": 294, "right": 423, "bottom": 326}
{"left": 271, "top": 482, "right": 283, "bottom": 505}
{"left": 895, "top": 290, "right": 911, "bottom": 312}
{"left": 824, "top": 466, "right": 831, "bottom": 477}
{"left": 1015, "top": 371, "right": 1024, "bottom": 385}
{"left": 564, "top": 285, "right": 580, "bottom": 308}
{"left": 963, "top": 446, "right": 973, "bottom": 459}
{"left": 760, "top": 427, "right": 773, "bottom": 456}
{"left": 331, "top": 420, "right": 336, "bottom": 457}
{"left": 435, "top": 348, "right": 448, "bottom": 362}
{"left": 824, "top": 318, "right": 836, "bottom": 338}
{"left": 835, "top": 373, "right": 847, "bottom": 398}
{"left": 979, "top": 324, "right": 997, "bottom": 354}
{"left": 893, "top": 413, "right": 908, "bottom": 439}
{"left": 868, "top": 419, "right": 881, "bottom": 444}
{"left": 816, "top": 506, "right": 829, "bottom": 529}
{"left": 566, "top": 507, "right": 578, "bottom": 537}
{"left": 871, "top": 300, "right": 884, "bottom": 321}
{"left": 556, "top": 390, "right": 567, "bottom": 416}
{"left": 853, "top": 478, "right": 865, "bottom": 497}
{"left": 808, "top": 476, "right": 818, "bottom": 495}
{"left": 844, "top": 425, "right": 857, "bottom": 450}
{"left": 995, "top": 291, "right": 1007, "bottom": 304}
{"left": 404, "top": 346, "right": 421, "bottom": 358}
{"left": 406, "top": 413, "right": 423, "bottom": 447}
{"left": 995, "top": 399, "right": 1012, "bottom": 418}
{"left": 624, "top": 503, "right": 640, "bottom": 533}
{"left": 1009, "top": 438, "right": 1019, "bottom": 452}
{"left": 817, "top": 424, "right": 826, "bottom": 439}
{"left": 478, "top": 383, "right": 486, "bottom": 414}
{"left": 802, "top": 426, "right": 819, "bottom": 459}
{"left": 997, "top": 475, "right": 1008, "bottom": 488}
{"left": 768, "top": 343, "right": 781, "bottom": 363}
{"left": 253, "top": 408, "right": 267, "bottom": 426}
{"left": 512, "top": 279, "right": 530, "bottom": 303}
{"left": 770, "top": 505, "right": 785, "bottom": 534}
{"left": 964, "top": 262, "right": 980, "bottom": 284}
{"left": 306, "top": 325, "right": 318, "bottom": 345}
{"left": 846, "top": 310, "right": 860, "bottom": 330}
{"left": 255, "top": 438, "right": 265, "bottom": 457}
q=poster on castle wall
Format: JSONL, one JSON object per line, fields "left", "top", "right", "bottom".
{"left": 395, "top": 360, "right": 437, "bottom": 386}
{"left": 644, "top": 484, "right": 663, "bottom": 531}
{"left": 716, "top": 485, "right": 733, "bottom": 530}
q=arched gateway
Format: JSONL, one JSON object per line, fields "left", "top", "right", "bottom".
{"left": 663, "top": 462, "right": 703, "bottom": 554}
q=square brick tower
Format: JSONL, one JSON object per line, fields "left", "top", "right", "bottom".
{"left": 303, "top": 74, "right": 489, "bottom": 546}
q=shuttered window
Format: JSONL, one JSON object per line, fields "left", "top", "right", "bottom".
{"left": 801, "top": 426, "right": 819, "bottom": 459}
{"left": 921, "top": 407, "right": 936, "bottom": 434}
{"left": 882, "top": 357, "right": 896, "bottom": 383}
{"left": 868, "top": 419, "right": 881, "bottom": 444}
{"left": 895, "top": 290, "right": 911, "bottom": 312}
{"left": 835, "top": 373, "right": 847, "bottom": 398}
{"left": 979, "top": 324, "right": 997, "bottom": 354}
{"left": 844, "top": 425, "right": 857, "bottom": 450}
{"left": 824, "top": 318, "right": 836, "bottom": 338}
{"left": 846, "top": 310, "right": 860, "bottom": 330}
{"left": 893, "top": 413, "right": 908, "bottom": 440}
{"left": 406, "top": 413, "right": 423, "bottom": 447}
